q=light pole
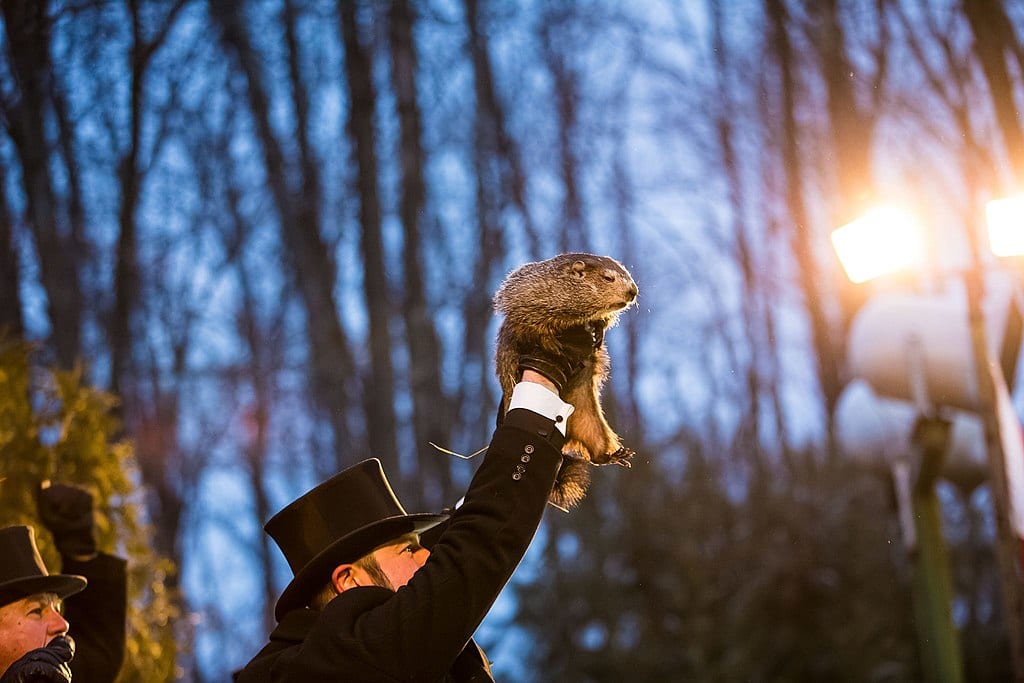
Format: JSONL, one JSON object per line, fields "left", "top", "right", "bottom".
{"left": 831, "top": 200, "right": 1024, "bottom": 682}
{"left": 966, "top": 194, "right": 1024, "bottom": 682}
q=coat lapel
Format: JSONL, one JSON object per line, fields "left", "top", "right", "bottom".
{"left": 449, "top": 639, "right": 495, "bottom": 682}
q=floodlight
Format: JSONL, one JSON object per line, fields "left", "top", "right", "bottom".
{"left": 987, "top": 196, "right": 1024, "bottom": 257}
{"left": 831, "top": 207, "right": 926, "bottom": 284}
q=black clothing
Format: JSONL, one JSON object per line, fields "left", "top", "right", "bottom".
{"left": 0, "top": 636, "right": 74, "bottom": 683}
{"left": 37, "top": 484, "right": 98, "bottom": 560}
{"left": 0, "top": 526, "right": 85, "bottom": 607}
{"left": 243, "top": 606, "right": 494, "bottom": 682}
{"left": 237, "top": 407, "right": 565, "bottom": 682}
{"left": 62, "top": 554, "right": 127, "bottom": 683}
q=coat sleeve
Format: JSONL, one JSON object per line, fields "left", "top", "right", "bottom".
{"left": 62, "top": 552, "right": 128, "bottom": 683}
{"left": 294, "top": 408, "right": 565, "bottom": 682}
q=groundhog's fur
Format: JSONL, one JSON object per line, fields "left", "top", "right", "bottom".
{"left": 494, "top": 253, "right": 639, "bottom": 509}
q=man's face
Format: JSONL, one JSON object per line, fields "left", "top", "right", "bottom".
{"left": 366, "top": 533, "right": 430, "bottom": 590}
{"left": 0, "top": 593, "right": 69, "bottom": 673}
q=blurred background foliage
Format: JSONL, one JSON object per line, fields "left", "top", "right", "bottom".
{"left": 1, "top": 0, "right": 1022, "bottom": 680}
{"left": 0, "top": 338, "right": 178, "bottom": 682}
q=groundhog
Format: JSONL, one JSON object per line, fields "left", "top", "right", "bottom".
{"left": 494, "top": 253, "right": 639, "bottom": 509}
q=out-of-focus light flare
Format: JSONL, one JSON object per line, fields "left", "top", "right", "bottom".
{"left": 987, "top": 196, "right": 1024, "bottom": 257}
{"left": 830, "top": 207, "right": 926, "bottom": 284}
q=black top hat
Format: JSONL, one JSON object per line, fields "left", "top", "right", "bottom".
{"left": 0, "top": 526, "right": 87, "bottom": 607}
{"left": 267, "top": 458, "right": 447, "bottom": 620}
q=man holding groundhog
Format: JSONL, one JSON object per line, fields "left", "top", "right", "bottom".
{"left": 236, "top": 334, "right": 596, "bottom": 682}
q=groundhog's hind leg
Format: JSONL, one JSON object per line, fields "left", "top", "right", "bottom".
{"left": 549, "top": 454, "right": 590, "bottom": 510}
{"left": 563, "top": 373, "right": 632, "bottom": 467}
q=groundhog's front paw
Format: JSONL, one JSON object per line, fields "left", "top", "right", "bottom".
{"left": 606, "top": 446, "right": 634, "bottom": 468}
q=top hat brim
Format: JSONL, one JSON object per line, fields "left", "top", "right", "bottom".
{"left": 275, "top": 512, "right": 448, "bottom": 620}
{"left": 0, "top": 573, "right": 87, "bottom": 607}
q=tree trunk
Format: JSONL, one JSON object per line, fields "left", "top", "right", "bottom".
{"left": 0, "top": 0, "right": 83, "bottom": 367}
{"left": 109, "top": 0, "right": 188, "bottom": 396}
{"left": 609, "top": 142, "right": 640, "bottom": 437}
{"left": 963, "top": 0, "right": 1024, "bottom": 187}
{"left": 212, "top": 0, "right": 361, "bottom": 472}
{"left": 814, "top": 0, "right": 875, "bottom": 360}
{"left": 539, "top": 8, "right": 586, "bottom": 253}
{"left": 237, "top": 260, "right": 284, "bottom": 636}
{"left": 710, "top": 0, "right": 768, "bottom": 472}
{"left": 110, "top": 1, "right": 145, "bottom": 399}
{"left": 388, "top": 0, "right": 455, "bottom": 508}
{"left": 0, "top": 163, "right": 22, "bottom": 337}
{"left": 48, "top": 75, "right": 87, "bottom": 290}
{"left": 340, "top": 2, "right": 400, "bottom": 481}
{"left": 767, "top": 0, "right": 841, "bottom": 454}
{"left": 460, "top": 0, "right": 508, "bottom": 442}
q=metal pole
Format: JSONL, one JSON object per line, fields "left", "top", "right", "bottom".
{"left": 964, "top": 269, "right": 1024, "bottom": 682}
{"left": 909, "top": 417, "right": 963, "bottom": 683}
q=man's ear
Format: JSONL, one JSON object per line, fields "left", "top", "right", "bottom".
{"left": 332, "top": 564, "right": 360, "bottom": 593}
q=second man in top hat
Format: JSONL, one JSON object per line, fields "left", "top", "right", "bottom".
{"left": 0, "top": 482, "right": 127, "bottom": 683}
{"left": 0, "top": 524, "right": 82, "bottom": 683}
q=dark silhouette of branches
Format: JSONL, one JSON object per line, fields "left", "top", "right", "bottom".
{"left": 387, "top": 0, "right": 456, "bottom": 508}
{"left": 212, "top": 0, "right": 362, "bottom": 473}
{"left": 0, "top": 0, "right": 83, "bottom": 368}
{"left": 339, "top": 1, "right": 400, "bottom": 479}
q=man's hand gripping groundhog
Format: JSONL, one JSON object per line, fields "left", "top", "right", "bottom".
{"left": 494, "top": 253, "right": 639, "bottom": 509}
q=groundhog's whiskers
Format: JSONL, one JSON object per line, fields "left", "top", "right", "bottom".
{"left": 428, "top": 442, "right": 487, "bottom": 460}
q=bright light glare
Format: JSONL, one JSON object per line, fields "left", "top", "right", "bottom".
{"left": 987, "top": 196, "right": 1024, "bottom": 257}
{"left": 830, "top": 207, "right": 926, "bottom": 284}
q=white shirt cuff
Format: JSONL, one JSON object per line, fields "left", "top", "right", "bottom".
{"left": 508, "top": 382, "right": 575, "bottom": 435}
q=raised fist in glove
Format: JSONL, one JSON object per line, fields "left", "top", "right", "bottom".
{"left": 0, "top": 636, "right": 74, "bottom": 683}
{"left": 37, "top": 483, "right": 97, "bottom": 560}
{"left": 518, "top": 321, "right": 605, "bottom": 393}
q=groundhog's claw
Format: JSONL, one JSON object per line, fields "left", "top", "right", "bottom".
{"left": 607, "top": 446, "right": 634, "bottom": 468}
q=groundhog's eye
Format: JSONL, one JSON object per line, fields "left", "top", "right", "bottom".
{"left": 602, "top": 273, "right": 616, "bottom": 283}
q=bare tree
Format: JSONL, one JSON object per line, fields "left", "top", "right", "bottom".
{"left": 387, "top": 0, "right": 456, "bottom": 507}
{"left": 458, "top": 0, "right": 514, "bottom": 442}
{"left": 764, "top": 0, "right": 844, "bottom": 452}
{"left": 607, "top": 145, "right": 642, "bottom": 437}
{"left": 710, "top": 0, "right": 770, "bottom": 472}
{"left": 539, "top": 3, "right": 588, "bottom": 253}
{"left": 235, "top": 246, "right": 288, "bottom": 639}
{"left": 0, "top": 163, "right": 22, "bottom": 336}
{"left": 108, "top": 0, "right": 188, "bottom": 399}
{"left": 0, "top": 0, "right": 83, "bottom": 367}
{"left": 963, "top": 0, "right": 1024, "bottom": 186}
{"left": 339, "top": 1, "right": 400, "bottom": 479}
{"left": 212, "top": 0, "right": 362, "bottom": 473}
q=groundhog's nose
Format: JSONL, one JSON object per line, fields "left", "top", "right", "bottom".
{"left": 626, "top": 283, "right": 638, "bottom": 301}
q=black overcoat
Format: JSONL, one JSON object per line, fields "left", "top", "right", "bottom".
{"left": 63, "top": 553, "right": 128, "bottom": 683}
{"left": 236, "top": 408, "right": 565, "bottom": 682}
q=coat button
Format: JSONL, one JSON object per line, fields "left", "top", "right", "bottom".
{"left": 521, "top": 454, "right": 531, "bottom": 463}
{"left": 516, "top": 464, "right": 526, "bottom": 474}
{"left": 512, "top": 473, "right": 522, "bottom": 481}
{"left": 524, "top": 444, "right": 535, "bottom": 454}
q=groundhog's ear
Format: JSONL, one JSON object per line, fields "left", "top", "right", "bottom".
{"left": 571, "top": 260, "right": 586, "bottom": 277}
